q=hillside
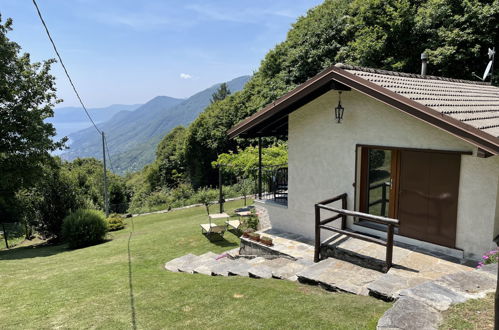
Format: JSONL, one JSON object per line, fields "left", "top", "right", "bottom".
{"left": 47, "top": 104, "right": 142, "bottom": 140}
{"left": 62, "top": 76, "right": 250, "bottom": 174}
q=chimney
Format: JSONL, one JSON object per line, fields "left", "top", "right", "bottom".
{"left": 421, "top": 53, "right": 428, "bottom": 76}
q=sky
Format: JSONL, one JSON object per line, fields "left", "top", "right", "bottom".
{"left": 2, "top": 0, "right": 323, "bottom": 108}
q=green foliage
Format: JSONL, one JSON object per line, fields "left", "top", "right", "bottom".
{"left": 368, "top": 150, "right": 386, "bottom": 170}
{"left": 0, "top": 17, "right": 66, "bottom": 223}
{"left": 214, "top": 143, "right": 288, "bottom": 179}
{"left": 62, "top": 209, "right": 108, "bottom": 249}
{"left": 151, "top": 126, "right": 187, "bottom": 189}
{"left": 211, "top": 82, "right": 231, "bottom": 104}
{"left": 106, "top": 214, "right": 125, "bottom": 232}
{"left": 194, "top": 187, "right": 218, "bottom": 215}
{"left": 243, "top": 210, "right": 259, "bottom": 231}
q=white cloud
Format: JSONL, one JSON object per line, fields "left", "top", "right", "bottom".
{"left": 180, "top": 73, "right": 192, "bottom": 79}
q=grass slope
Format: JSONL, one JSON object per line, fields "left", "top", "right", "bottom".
{"left": 0, "top": 200, "right": 389, "bottom": 329}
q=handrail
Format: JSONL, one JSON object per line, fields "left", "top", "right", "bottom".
{"left": 314, "top": 192, "right": 399, "bottom": 272}
{"left": 317, "top": 205, "right": 399, "bottom": 226}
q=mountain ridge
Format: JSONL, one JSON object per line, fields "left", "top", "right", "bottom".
{"left": 62, "top": 75, "right": 251, "bottom": 174}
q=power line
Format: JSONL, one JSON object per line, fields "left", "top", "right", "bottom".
{"left": 32, "top": 0, "right": 101, "bottom": 135}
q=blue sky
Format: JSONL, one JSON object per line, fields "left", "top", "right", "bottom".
{"left": 2, "top": 0, "right": 323, "bottom": 107}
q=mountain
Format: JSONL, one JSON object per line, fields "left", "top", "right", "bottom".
{"left": 48, "top": 104, "right": 142, "bottom": 140}
{"left": 62, "top": 75, "right": 251, "bottom": 174}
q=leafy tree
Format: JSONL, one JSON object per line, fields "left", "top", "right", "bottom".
{"left": 17, "top": 158, "right": 85, "bottom": 239}
{"left": 153, "top": 126, "right": 187, "bottom": 188}
{"left": 0, "top": 17, "right": 65, "bottom": 223}
{"left": 195, "top": 187, "right": 218, "bottom": 215}
{"left": 213, "top": 143, "right": 288, "bottom": 179}
{"left": 210, "top": 83, "right": 231, "bottom": 104}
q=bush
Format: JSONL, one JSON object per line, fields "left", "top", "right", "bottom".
{"left": 477, "top": 248, "right": 499, "bottom": 269}
{"left": 62, "top": 209, "right": 108, "bottom": 249}
{"left": 107, "top": 213, "right": 125, "bottom": 232}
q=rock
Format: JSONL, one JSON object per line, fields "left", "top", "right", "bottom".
{"left": 377, "top": 297, "right": 442, "bottom": 330}
{"left": 368, "top": 273, "right": 412, "bottom": 301}
{"left": 477, "top": 263, "right": 498, "bottom": 277}
{"left": 435, "top": 270, "right": 496, "bottom": 298}
{"left": 399, "top": 281, "right": 467, "bottom": 311}
{"left": 248, "top": 264, "right": 273, "bottom": 279}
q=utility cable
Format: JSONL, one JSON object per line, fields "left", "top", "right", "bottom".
{"left": 32, "top": 0, "right": 101, "bottom": 135}
{"left": 104, "top": 135, "right": 116, "bottom": 173}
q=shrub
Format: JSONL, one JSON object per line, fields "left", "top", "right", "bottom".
{"left": 477, "top": 248, "right": 499, "bottom": 269}
{"left": 62, "top": 209, "right": 108, "bottom": 249}
{"left": 244, "top": 209, "right": 259, "bottom": 230}
{"left": 107, "top": 213, "right": 126, "bottom": 232}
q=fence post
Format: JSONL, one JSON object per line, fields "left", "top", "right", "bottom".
{"left": 386, "top": 224, "right": 394, "bottom": 271}
{"left": 314, "top": 204, "right": 321, "bottom": 263}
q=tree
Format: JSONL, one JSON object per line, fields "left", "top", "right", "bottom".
{"left": 210, "top": 83, "right": 231, "bottom": 104}
{"left": 0, "top": 17, "right": 65, "bottom": 223}
{"left": 195, "top": 187, "right": 218, "bottom": 215}
{"left": 153, "top": 126, "right": 187, "bottom": 189}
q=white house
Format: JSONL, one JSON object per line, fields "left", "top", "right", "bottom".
{"left": 228, "top": 64, "right": 499, "bottom": 261}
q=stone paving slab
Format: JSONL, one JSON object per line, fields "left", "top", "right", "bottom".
{"left": 435, "top": 270, "right": 496, "bottom": 298}
{"left": 367, "top": 273, "right": 416, "bottom": 301}
{"left": 398, "top": 281, "right": 468, "bottom": 311}
{"left": 179, "top": 252, "right": 218, "bottom": 274}
{"left": 164, "top": 253, "right": 197, "bottom": 272}
{"left": 377, "top": 297, "right": 442, "bottom": 330}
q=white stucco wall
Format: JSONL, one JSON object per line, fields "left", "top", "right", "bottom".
{"left": 263, "top": 89, "right": 499, "bottom": 260}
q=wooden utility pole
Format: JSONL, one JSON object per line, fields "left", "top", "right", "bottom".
{"left": 102, "top": 132, "right": 109, "bottom": 217}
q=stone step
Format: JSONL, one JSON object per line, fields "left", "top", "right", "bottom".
{"left": 225, "top": 259, "right": 254, "bottom": 277}
{"left": 248, "top": 258, "right": 295, "bottom": 279}
{"left": 164, "top": 253, "right": 198, "bottom": 272}
{"left": 367, "top": 273, "right": 417, "bottom": 301}
{"left": 178, "top": 252, "right": 219, "bottom": 274}
{"left": 193, "top": 257, "right": 228, "bottom": 276}
{"left": 273, "top": 258, "right": 314, "bottom": 280}
{"left": 296, "top": 258, "right": 382, "bottom": 295}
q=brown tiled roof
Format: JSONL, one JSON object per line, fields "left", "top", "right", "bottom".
{"left": 228, "top": 63, "right": 499, "bottom": 155}
{"left": 337, "top": 64, "right": 499, "bottom": 138}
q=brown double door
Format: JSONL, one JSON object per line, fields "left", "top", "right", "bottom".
{"left": 360, "top": 148, "right": 461, "bottom": 248}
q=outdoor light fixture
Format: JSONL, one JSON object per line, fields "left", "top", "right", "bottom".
{"left": 334, "top": 91, "right": 345, "bottom": 123}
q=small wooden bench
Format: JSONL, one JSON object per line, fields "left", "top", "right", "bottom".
{"left": 200, "top": 223, "right": 226, "bottom": 236}
{"left": 200, "top": 213, "right": 230, "bottom": 238}
{"left": 225, "top": 220, "right": 241, "bottom": 230}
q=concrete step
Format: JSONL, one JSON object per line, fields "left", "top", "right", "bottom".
{"left": 296, "top": 258, "right": 382, "bottom": 295}
{"left": 178, "top": 252, "right": 218, "bottom": 274}
{"left": 164, "top": 253, "right": 198, "bottom": 272}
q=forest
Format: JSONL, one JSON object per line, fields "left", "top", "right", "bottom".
{"left": 2, "top": 0, "right": 499, "bottom": 244}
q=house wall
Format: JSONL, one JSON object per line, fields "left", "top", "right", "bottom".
{"left": 263, "top": 89, "right": 499, "bottom": 260}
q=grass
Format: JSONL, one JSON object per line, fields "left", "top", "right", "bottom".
{"left": 0, "top": 199, "right": 390, "bottom": 329}
{"left": 440, "top": 293, "right": 494, "bottom": 330}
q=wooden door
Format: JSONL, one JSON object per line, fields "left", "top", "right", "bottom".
{"left": 397, "top": 151, "right": 460, "bottom": 248}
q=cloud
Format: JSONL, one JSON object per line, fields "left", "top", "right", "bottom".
{"left": 180, "top": 73, "right": 192, "bottom": 79}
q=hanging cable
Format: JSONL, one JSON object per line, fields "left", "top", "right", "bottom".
{"left": 32, "top": 0, "right": 101, "bottom": 135}
{"left": 104, "top": 135, "right": 116, "bottom": 173}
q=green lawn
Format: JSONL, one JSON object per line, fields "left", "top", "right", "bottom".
{"left": 0, "top": 200, "right": 390, "bottom": 329}
{"left": 440, "top": 293, "right": 494, "bottom": 330}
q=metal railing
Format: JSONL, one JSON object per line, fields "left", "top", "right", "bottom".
{"left": 257, "top": 165, "right": 288, "bottom": 206}
{"left": 314, "top": 193, "right": 400, "bottom": 272}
